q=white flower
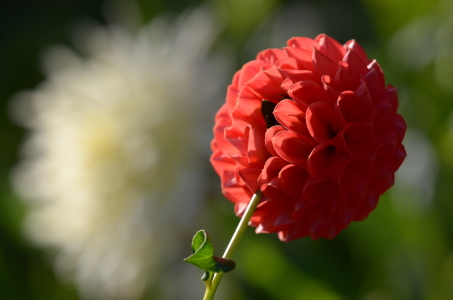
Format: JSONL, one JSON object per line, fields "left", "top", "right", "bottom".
{"left": 12, "top": 7, "right": 227, "bottom": 300}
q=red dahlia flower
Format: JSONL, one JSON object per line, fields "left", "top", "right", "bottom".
{"left": 210, "top": 34, "right": 406, "bottom": 241}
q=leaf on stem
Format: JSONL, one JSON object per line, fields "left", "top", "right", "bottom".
{"left": 184, "top": 230, "right": 236, "bottom": 273}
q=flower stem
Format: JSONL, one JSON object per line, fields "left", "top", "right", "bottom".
{"left": 202, "top": 191, "right": 263, "bottom": 300}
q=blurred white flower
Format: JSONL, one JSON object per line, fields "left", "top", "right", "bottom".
{"left": 12, "top": 7, "right": 227, "bottom": 300}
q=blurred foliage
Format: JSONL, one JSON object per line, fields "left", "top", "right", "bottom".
{"left": 361, "top": 0, "right": 439, "bottom": 39}
{"left": 212, "top": 0, "right": 279, "bottom": 47}
{"left": 1, "top": 0, "right": 453, "bottom": 299}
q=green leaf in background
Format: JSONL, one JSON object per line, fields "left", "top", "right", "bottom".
{"left": 184, "top": 230, "right": 236, "bottom": 274}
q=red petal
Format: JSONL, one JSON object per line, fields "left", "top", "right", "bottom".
{"left": 294, "top": 192, "right": 323, "bottom": 212}
{"left": 257, "top": 48, "right": 286, "bottom": 64}
{"left": 233, "top": 84, "right": 262, "bottom": 120}
{"left": 258, "top": 156, "right": 286, "bottom": 186}
{"left": 394, "top": 114, "right": 407, "bottom": 144}
{"left": 222, "top": 170, "right": 253, "bottom": 203}
{"left": 304, "top": 181, "right": 341, "bottom": 213}
{"left": 235, "top": 202, "right": 248, "bottom": 216}
{"left": 248, "top": 127, "right": 269, "bottom": 166}
{"left": 277, "top": 68, "right": 314, "bottom": 79}
{"left": 226, "top": 80, "right": 240, "bottom": 109}
{"left": 315, "top": 34, "right": 345, "bottom": 62}
{"left": 283, "top": 47, "right": 314, "bottom": 71}
{"left": 288, "top": 80, "right": 326, "bottom": 111}
{"left": 337, "top": 90, "right": 373, "bottom": 122}
{"left": 393, "top": 143, "right": 406, "bottom": 172}
{"left": 334, "top": 62, "right": 361, "bottom": 91}
{"left": 306, "top": 101, "right": 336, "bottom": 143}
{"left": 339, "top": 157, "right": 373, "bottom": 198}
{"left": 354, "top": 79, "right": 370, "bottom": 96}
{"left": 371, "top": 173, "right": 394, "bottom": 195}
{"left": 362, "top": 66, "right": 384, "bottom": 103}
{"left": 308, "top": 142, "right": 351, "bottom": 181}
{"left": 229, "top": 153, "right": 249, "bottom": 167}
{"left": 313, "top": 48, "right": 338, "bottom": 78}
{"left": 238, "top": 60, "right": 265, "bottom": 89}
{"left": 353, "top": 189, "right": 380, "bottom": 221}
{"left": 275, "top": 57, "right": 311, "bottom": 79}
{"left": 225, "top": 123, "right": 249, "bottom": 155}
{"left": 272, "top": 131, "right": 315, "bottom": 165}
{"left": 373, "top": 99, "right": 394, "bottom": 132}
{"left": 213, "top": 107, "right": 238, "bottom": 155}
{"left": 274, "top": 99, "right": 310, "bottom": 137}
{"left": 287, "top": 37, "right": 317, "bottom": 50}
{"left": 261, "top": 184, "right": 291, "bottom": 202}
{"left": 264, "top": 125, "right": 286, "bottom": 156}
{"left": 262, "top": 65, "right": 284, "bottom": 86}
{"left": 384, "top": 85, "right": 398, "bottom": 113}
{"left": 373, "top": 144, "right": 395, "bottom": 179}
{"left": 247, "top": 70, "right": 283, "bottom": 102}
{"left": 238, "top": 168, "right": 262, "bottom": 192}
{"left": 335, "top": 196, "right": 362, "bottom": 226}
{"left": 210, "top": 147, "right": 236, "bottom": 176}
{"left": 272, "top": 203, "right": 298, "bottom": 227}
{"left": 344, "top": 39, "right": 369, "bottom": 63}
{"left": 255, "top": 198, "right": 296, "bottom": 229}
{"left": 340, "top": 122, "right": 377, "bottom": 158}
{"left": 341, "top": 47, "right": 368, "bottom": 77}
{"left": 373, "top": 128, "right": 397, "bottom": 148}
{"left": 279, "top": 220, "right": 310, "bottom": 242}
{"left": 321, "top": 75, "right": 341, "bottom": 105}
{"left": 278, "top": 164, "right": 308, "bottom": 197}
{"left": 308, "top": 211, "right": 338, "bottom": 239}
{"left": 275, "top": 57, "right": 299, "bottom": 70}
{"left": 280, "top": 71, "right": 316, "bottom": 91}
{"left": 367, "top": 60, "right": 385, "bottom": 92}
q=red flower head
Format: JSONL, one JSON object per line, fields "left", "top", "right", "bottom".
{"left": 210, "top": 34, "right": 406, "bottom": 241}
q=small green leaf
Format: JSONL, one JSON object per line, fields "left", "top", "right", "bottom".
{"left": 201, "top": 271, "right": 210, "bottom": 281}
{"left": 191, "top": 230, "right": 206, "bottom": 253}
{"left": 184, "top": 230, "right": 236, "bottom": 274}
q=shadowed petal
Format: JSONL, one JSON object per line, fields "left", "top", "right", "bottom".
{"left": 342, "top": 47, "right": 368, "bottom": 77}
{"left": 272, "top": 131, "right": 315, "bottom": 165}
{"left": 313, "top": 48, "right": 338, "bottom": 78}
{"left": 306, "top": 101, "right": 336, "bottom": 143}
{"left": 337, "top": 90, "right": 374, "bottom": 122}
{"left": 308, "top": 143, "right": 351, "bottom": 181}
{"left": 264, "top": 125, "right": 286, "bottom": 156}
{"left": 274, "top": 99, "right": 311, "bottom": 137}
{"left": 288, "top": 80, "right": 326, "bottom": 111}
{"left": 258, "top": 157, "right": 287, "bottom": 186}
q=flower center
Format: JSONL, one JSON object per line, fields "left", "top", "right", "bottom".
{"left": 261, "top": 100, "right": 281, "bottom": 128}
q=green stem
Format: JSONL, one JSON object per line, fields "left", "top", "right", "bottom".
{"left": 202, "top": 191, "right": 263, "bottom": 300}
